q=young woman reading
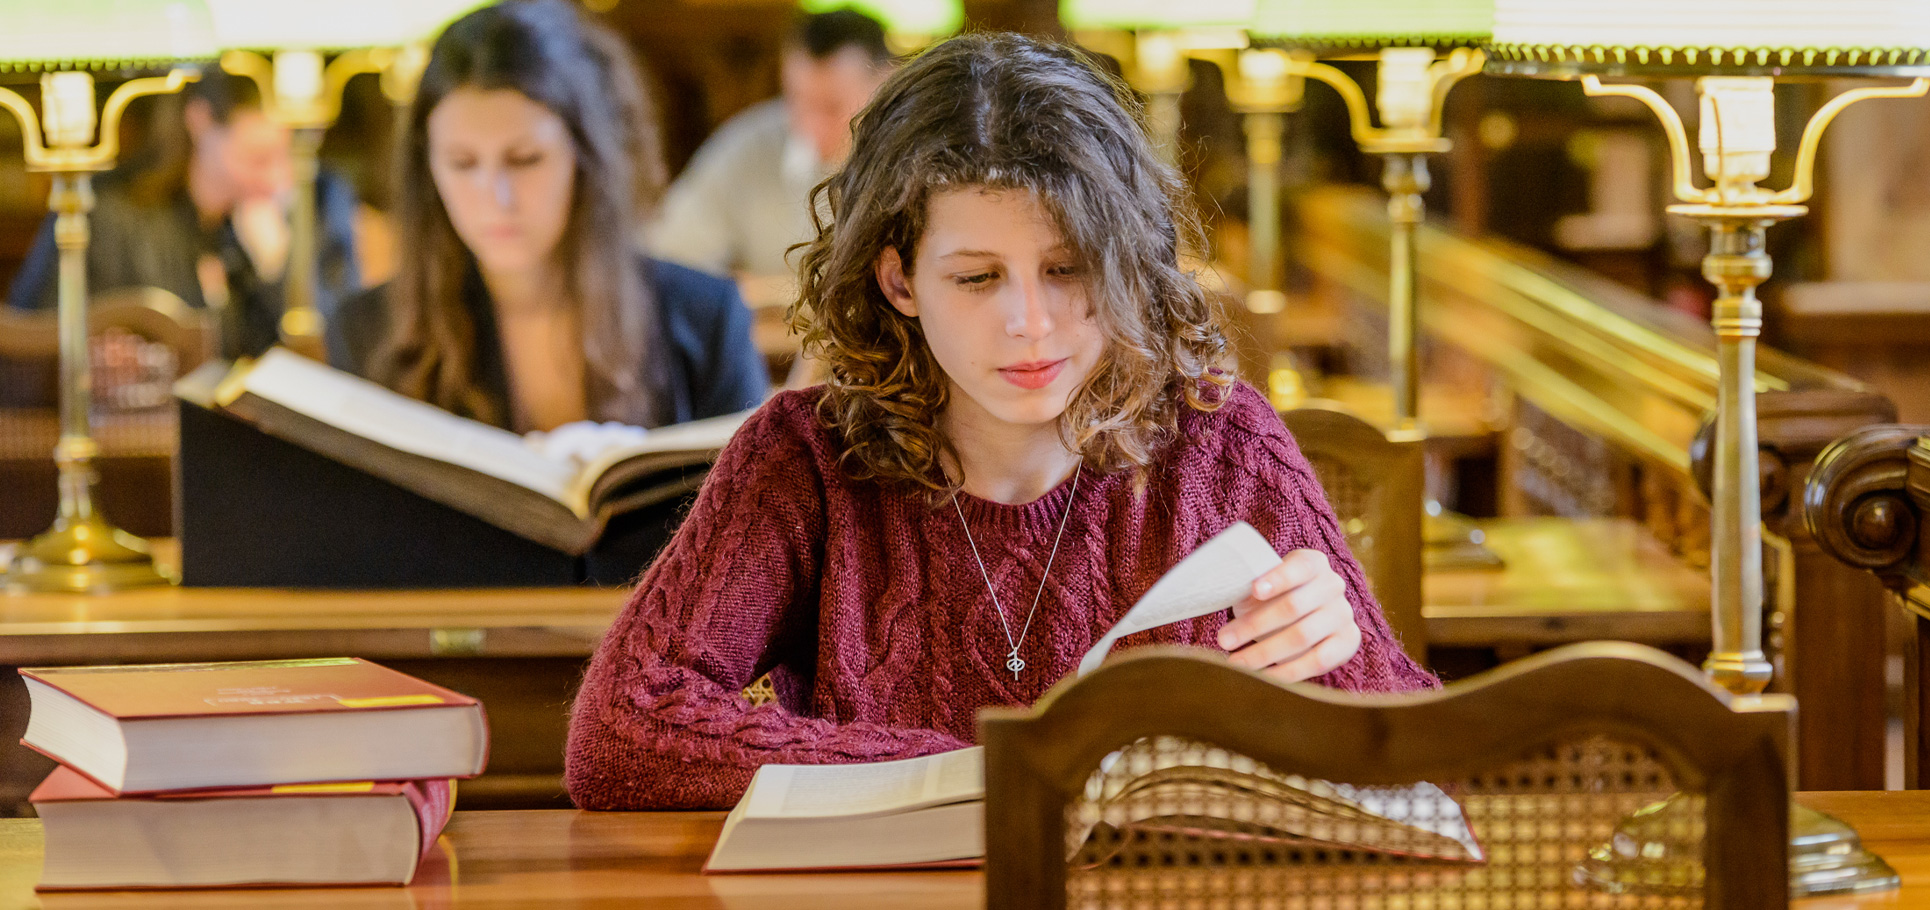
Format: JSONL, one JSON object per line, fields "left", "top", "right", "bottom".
{"left": 328, "top": 0, "right": 766, "bottom": 433}
{"left": 566, "top": 32, "right": 1436, "bottom": 811}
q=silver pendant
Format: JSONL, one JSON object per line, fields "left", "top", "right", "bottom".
{"left": 1006, "top": 651, "right": 1026, "bottom": 678}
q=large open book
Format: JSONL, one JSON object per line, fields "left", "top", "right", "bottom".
{"left": 180, "top": 349, "right": 751, "bottom": 554}
{"left": 707, "top": 524, "right": 1478, "bottom": 873}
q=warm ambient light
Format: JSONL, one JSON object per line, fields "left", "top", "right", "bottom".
{"left": 798, "top": 0, "right": 964, "bottom": 45}
{"left": 1487, "top": 0, "right": 1930, "bottom": 897}
{"left": 1060, "top": 0, "right": 1257, "bottom": 31}
{"left": 1251, "top": 0, "right": 1491, "bottom": 48}
{"left": 0, "top": 0, "right": 217, "bottom": 594}
{"left": 202, "top": 0, "right": 487, "bottom": 52}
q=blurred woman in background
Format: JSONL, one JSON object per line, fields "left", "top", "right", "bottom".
{"left": 328, "top": 0, "right": 766, "bottom": 433}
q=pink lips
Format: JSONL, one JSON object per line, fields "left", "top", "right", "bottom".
{"left": 999, "top": 359, "right": 1066, "bottom": 390}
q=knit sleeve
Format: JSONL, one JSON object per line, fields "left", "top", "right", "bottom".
{"left": 565, "top": 394, "right": 971, "bottom": 810}
{"left": 1212, "top": 387, "right": 1441, "bottom": 694}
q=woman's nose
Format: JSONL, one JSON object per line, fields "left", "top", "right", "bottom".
{"left": 489, "top": 169, "right": 513, "bottom": 210}
{"left": 1005, "top": 277, "right": 1055, "bottom": 338}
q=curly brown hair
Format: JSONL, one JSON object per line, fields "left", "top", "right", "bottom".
{"left": 791, "top": 32, "right": 1233, "bottom": 496}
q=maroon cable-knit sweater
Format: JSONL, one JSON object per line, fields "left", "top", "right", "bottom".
{"left": 565, "top": 382, "right": 1438, "bottom": 810}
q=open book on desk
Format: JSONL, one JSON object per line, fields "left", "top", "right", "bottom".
{"left": 708, "top": 524, "right": 1479, "bottom": 873}
{"left": 179, "top": 348, "right": 751, "bottom": 555}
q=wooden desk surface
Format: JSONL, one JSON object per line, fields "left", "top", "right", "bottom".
{"left": 0, "top": 792, "right": 1920, "bottom": 909}
{"left": 1424, "top": 518, "right": 1711, "bottom": 647}
{"left": 0, "top": 517, "right": 1712, "bottom": 664}
{"left": 0, "top": 542, "right": 627, "bottom": 664}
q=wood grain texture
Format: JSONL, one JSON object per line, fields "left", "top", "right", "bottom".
{"left": 0, "top": 792, "right": 1926, "bottom": 908}
{"left": 1423, "top": 518, "right": 1710, "bottom": 646}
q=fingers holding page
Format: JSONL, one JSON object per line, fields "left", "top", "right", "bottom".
{"left": 1215, "top": 549, "right": 1362, "bottom": 682}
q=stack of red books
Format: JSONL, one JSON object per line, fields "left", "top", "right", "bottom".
{"left": 20, "top": 657, "right": 489, "bottom": 891}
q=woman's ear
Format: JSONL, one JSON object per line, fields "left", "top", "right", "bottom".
{"left": 876, "top": 246, "right": 917, "bottom": 318}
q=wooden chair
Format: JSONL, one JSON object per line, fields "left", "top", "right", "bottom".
{"left": 0, "top": 287, "right": 216, "bottom": 537}
{"left": 1280, "top": 402, "right": 1426, "bottom": 663}
{"left": 980, "top": 643, "right": 1794, "bottom": 910}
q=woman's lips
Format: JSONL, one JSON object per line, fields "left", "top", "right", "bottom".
{"left": 999, "top": 359, "right": 1066, "bottom": 390}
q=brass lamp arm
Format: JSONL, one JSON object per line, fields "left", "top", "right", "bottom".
{"left": 1580, "top": 76, "right": 1704, "bottom": 204}
{"left": 1193, "top": 47, "right": 1309, "bottom": 114}
{"left": 1286, "top": 50, "right": 1478, "bottom": 153}
{"left": 223, "top": 48, "right": 387, "bottom": 130}
{"left": 219, "top": 49, "right": 276, "bottom": 114}
{"left": 321, "top": 49, "right": 386, "bottom": 123}
{"left": 0, "top": 69, "right": 196, "bottom": 172}
{"left": 1424, "top": 48, "right": 1486, "bottom": 138}
{"left": 1286, "top": 58, "right": 1380, "bottom": 147}
{"left": 1773, "top": 78, "right": 1930, "bottom": 205}
{"left": 0, "top": 89, "right": 48, "bottom": 163}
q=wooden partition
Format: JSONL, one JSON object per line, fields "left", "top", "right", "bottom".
{"left": 1293, "top": 186, "right": 1896, "bottom": 790}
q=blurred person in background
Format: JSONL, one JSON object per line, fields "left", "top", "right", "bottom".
{"left": 6, "top": 70, "right": 361, "bottom": 360}
{"left": 650, "top": 7, "right": 895, "bottom": 310}
{"left": 327, "top": 0, "right": 766, "bottom": 439}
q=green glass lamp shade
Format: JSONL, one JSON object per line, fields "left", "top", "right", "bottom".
{"left": 800, "top": 0, "right": 963, "bottom": 36}
{"left": 205, "top": 0, "right": 486, "bottom": 51}
{"left": 1251, "top": 0, "right": 1492, "bottom": 47}
{"left": 1062, "top": 0, "right": 1257, "bottom": 30}
{"left": 1489, "top": 0, "right": 1930, "bottom": 76}
{"left": 0, "top": 0, "right": 217, "bottom": 72}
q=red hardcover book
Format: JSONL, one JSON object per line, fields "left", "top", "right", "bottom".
{"left": 33, "top": 766, "right": 455, "bottom": 890}
{"left": 20, "top": 658, "right": 489, "bottom": 794}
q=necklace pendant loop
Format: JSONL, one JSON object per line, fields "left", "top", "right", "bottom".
{"left": 1006, "top": 653, "right": 1026, "bottom": 677}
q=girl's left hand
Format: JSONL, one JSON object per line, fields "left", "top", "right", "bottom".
{"left": 1216, "top": 549, "right": 1363, "bottom": 682}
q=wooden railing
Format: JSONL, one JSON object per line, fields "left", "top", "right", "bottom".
{"left": 1294, "top": 185, "right": 1896, "bottom": 790}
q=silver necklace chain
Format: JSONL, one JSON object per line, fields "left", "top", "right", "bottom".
{"left": 952, "top": 463, "right": 1082, "bottom": 681}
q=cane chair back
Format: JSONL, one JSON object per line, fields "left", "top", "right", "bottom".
{"left": 1280, "top": 402, "right": 1426, "bottom": 662}
{"left": 980, "top": 643, "right": 1793, "bottom": 910}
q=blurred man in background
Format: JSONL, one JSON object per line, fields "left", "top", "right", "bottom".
{"left": 651, "top": 7, "right": 894, "bottom": 310}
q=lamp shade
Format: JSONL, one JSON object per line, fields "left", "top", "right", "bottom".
{"left": 205, "top": 0, "right": 485, "bottom": 51}
{"left": 1489, "top": 0, "right": 1930, "bottom": 76}
{"left": 1251, "top": 0, "right": 1492, "bottom": 48}
{"left": 800, "top": 0, "right": 964, "bottom": 37}
{"left": 0, "top": 0, "right": 218, "bottom": 72}
{"left": 1062, "top": 0, "right": 1256, "bottom": 30}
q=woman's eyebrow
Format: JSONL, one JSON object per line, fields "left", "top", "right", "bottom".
{"left": 938, "top": 249, "right": 1002, "bottom": 261}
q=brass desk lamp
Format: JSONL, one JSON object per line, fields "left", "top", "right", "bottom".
{"left": 1487, "top": 0, "right": 1930, "bottom": 896}
{"left": 201, "top": 0, "right": 486, "bottom": 359}
{"left": 0, "top": 0, "right": 217, "bottom": 593}
{"left": 1247, "top": 0, "right": 1497, "bottom": 566}
{"left": 1062, "top": 2, "right": 1311, "bottom": 375}
{"left": 1250, "top": 0, "right": 1490, "bottom": 432}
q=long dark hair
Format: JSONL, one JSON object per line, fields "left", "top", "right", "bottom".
{"left": 792, "top": 33, "right": 1232, "bottom": 495}
{"left": 375, "top": 0, "right": 669, "bottom": 427}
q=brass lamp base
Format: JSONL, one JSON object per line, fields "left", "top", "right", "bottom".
{"left": 4, "top": 513, "right": 171, "bottom": 593}
{"left": 1577, "top": 793, "right": 1898, "bottom": 898}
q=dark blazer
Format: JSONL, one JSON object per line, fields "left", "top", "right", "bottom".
{"left": 6, "top": 170, "right": 361, "bottom": 360}
{"left": 326, "top": 255, "right": 769, "bottom": 429}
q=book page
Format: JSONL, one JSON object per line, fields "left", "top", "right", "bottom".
{"left": 741, "top": 747, "right": 984, "bottom": 820}
{"left": 568, "top": 408, "right": 755, "bottom": 510}
{"left": 238, "top": 350, "right": 578, "bottom": 507}
{"left": 1076, "top": 523, "right": 1280, "bottom": 676}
